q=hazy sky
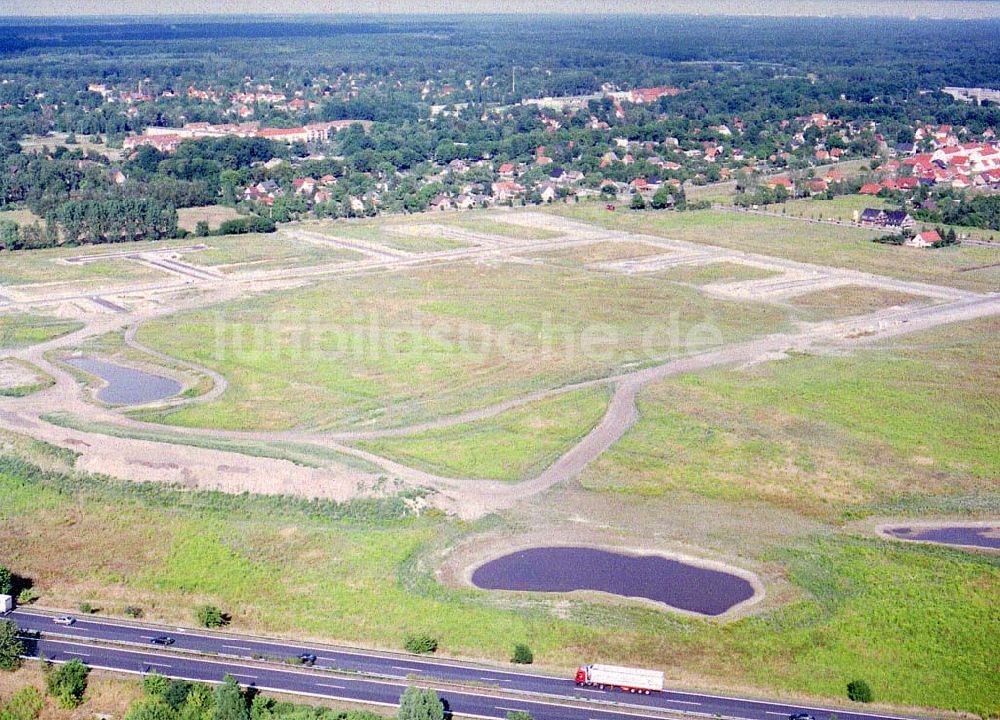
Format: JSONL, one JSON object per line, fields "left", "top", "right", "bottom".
{"left": 4, "top": 0, "right": 1000, "bottom": 17}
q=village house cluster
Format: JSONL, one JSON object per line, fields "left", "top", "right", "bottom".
{"left": 122, "top": 120, "right": 365, "bottom": 153}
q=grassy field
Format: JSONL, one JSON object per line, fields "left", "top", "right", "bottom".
{"left": 19, "top": 132, "right": 122, "bottom": 160}
{"left": 176, "top": 205, "right": 245, "bottom": 233}
{"left": 444, "top": 214, "right": 562, "bottom": 240}
{"left": 185, "top": 233, "right": 362, "bottom": 272}
{"left": 527, "top": 240, "right": 665, "bottom": 267}
{"left": 0, "top": 245, "right": 166, "bottom": 287}
{"left": 357, "top": 386, "right": 610, "bottom": 482}
{"left": 785, "top": 284, "right": 933, "bottom": 321}
{"left": 764, "top": 195, "right": 890, "bottom": 223}
{"left": 134, "top": 260, "right": 787, "bottom": 431}
{"left": 549, "top": 204, "right": 1000, "bottom": 292}
{"left": 0, "top": 451, "right": 997, "bottom": 716}
{"left": 0, "top": 314, "right": 83, "bottom": 349}
{"left": 0, "top": 232, "right": 355, "bottom": 285}
{"left": 656, "top": 262, "right": 781, "bottom": 285}
{"left": 376, "top": 234, "right": 469, "bottom": 252}
{"left": 305, "top": 220, "right": 471, "bottom": 253}
{"left": 579, "top": 317, "right": 1000, "bottom": 516}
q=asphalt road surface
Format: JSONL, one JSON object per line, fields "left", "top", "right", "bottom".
{"left": 9, "top": 610, "right": 919, "bottom": 720}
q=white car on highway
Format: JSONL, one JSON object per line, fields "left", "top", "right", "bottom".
{"left": 53, "top": 616, "right": 76, "bottom": 626}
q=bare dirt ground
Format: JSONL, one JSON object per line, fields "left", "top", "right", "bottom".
{"left": 2, "top": 209, "right": 999, "bottom": 519}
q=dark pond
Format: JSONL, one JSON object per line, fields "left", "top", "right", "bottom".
{"left": 67, "top": 357, "right": 181, "bottom": 405}
{"left": 470, "top": 546, "right": 755, "bottom": 616}
{"left": 886, "top": 526, "right": 1000, "bottom": 550}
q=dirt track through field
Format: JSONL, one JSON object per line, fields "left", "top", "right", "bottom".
{"left": 2, "top": 210, "right": 998, "bottom": 518}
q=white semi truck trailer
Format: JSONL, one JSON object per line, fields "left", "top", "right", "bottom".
{"left": 574, "top": 664, "right": 664, "bottom": 694}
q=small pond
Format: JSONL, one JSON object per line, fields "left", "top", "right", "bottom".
{"left": 66, "top": 357, "right": 182, "bottom": 405}
{"left": 470, "top": 546, "right": 755, "bottom": 616}
{"left": 885, "top": 525, "right": 1000, "bottom": 550}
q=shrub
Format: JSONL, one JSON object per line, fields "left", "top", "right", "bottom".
{"left": 125, "top": 697, "right": 178, "bottom": 720}
{"left": 196, "top": 605, "right": 226, "bottom": 628}
{"left": 403, "top": 634, "right": 437, "bottom": 655}
{"left": 79, "top": 602, "right": 94, "bottom": 614}
{"left": 847, "top": 679, "right": 873, "bottom": 703}
{"left": 510, "top": 644, "right": 533, "bottom": 665}
{"left": 46, "top": 658, "right": 90, "bottom": 708}
{"left": 0, "top": 620, "right": 25, "bottom": 671}
{"left": 217, "top": 216, "right": 276, "bottom": 236}
{"left": 144, "top": 672, "right": 170, "bottom": 697}
{"left": 0, "top": 566, "right": 11, "bottom": 595}
{"left": 212, "top": 675, "right": 248, "bottom": 720}
{"left": 163, "top": 679, "right": 194, "bottom": 710}
{"left": 397, "top": 687, "right": 443, "bottom": 720}
{"left": 16, "top": 588, "right": 37, "bottom": 605}
{"left": 2, "top": 687, "right": 44, "bottom": 720}
{"left": 506, "top": 713, "right": 533, "bottom": 720}
{"left": 125, "top": 605, "right": 144, "bottom": 619}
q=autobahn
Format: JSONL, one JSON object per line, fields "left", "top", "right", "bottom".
{"left": 8, "top": 610, "right": 921, "bottom": 720}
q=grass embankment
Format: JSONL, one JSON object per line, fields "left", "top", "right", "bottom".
{"left": 548, "top": 205, "right": 1000, "bottom": 292}
{"left": 357, "top": 386, "right": 611, "bottom": 482}
{"left": 581, "top": 317, "right": 1000, "bottom": 515}
{"left": 0, "top": 314, "right": 83, "bottom": 349}
{"left": 40, "top": 411, "right": 377, "bottom": 472}
{"left": 0, "top": 451, "right": 997, "bottom": 715}
{"left": 135, "top": 261, "right": 788, "bottom": 431}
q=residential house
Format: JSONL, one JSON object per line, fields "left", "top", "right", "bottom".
{"left": 905, "top": 230, "right": 942, "bottom": 248}
{"left": 859, "top": 209, "right": 915, "bottom": 231}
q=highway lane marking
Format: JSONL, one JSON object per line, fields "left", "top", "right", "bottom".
{"left": 27, "top": 649, "right": 865, "bottom": 720}
{"left": 145, "top": 662, "right": 173, "bottom": 669}
{"left": 64, "top": 651, "right": 89, "bottom": 657}
{"left": 663, "top": 699, "right": 703, "bottom": 706}
{"left": 580, "top": 689, "right": 607, "bottom": 694}
{"left": 223, "top": 645, "right": 253, "bottom": 652}
{"left": 227, "top": 673, "right": 258, "bottom": 681}
{"left": 766, "top": 713, "right": 788, "bottom": 717}
{"left": 30, "top": 638, "right": 905, "bottom": 720}
{"left": 392, "top": 666, "right": 421, "bottom": 672}
{"left": 483, "top": 677, "right": 512, "bottom": 683}
{"left": 315, "top": 683, "right": 346, "bottom": 690}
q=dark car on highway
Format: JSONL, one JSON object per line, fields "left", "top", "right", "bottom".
{"left": 298, "top": 653, "right": 317, "bottom": 666}
{"left": 150, "top": 635, "right": 175, "bottom": 646}
{"left": 789, "top": 713, "right": 816, "bottom": 720}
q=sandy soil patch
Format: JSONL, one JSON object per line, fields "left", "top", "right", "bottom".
{"left": 0, "top": 358, "right": 46, "bottom": 391}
